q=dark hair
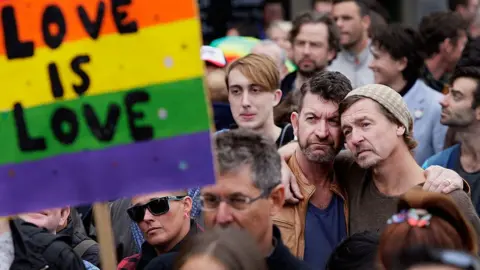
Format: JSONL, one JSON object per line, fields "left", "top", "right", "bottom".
{"left": 448, "top": 0, "right": 470, "bottom": 11}
{"left": 332, "top": 0, "right": 370, "bottom": 17}
{"left": 290, "top": 11, "right": 341, "bottom": 63}
{"left": 450, "top": 66, "right": 480, "bottom": 109}
{"left": 175, "top": 227, "right": 267, "bottom": 270}
{"left": 418, "top": 11, "right": 468, "bottom": 58}
{"left": 326, "top": 231, "right": 380, "bottom": 270}
{"left": 339, "top": 96, "right": 417, "bottom": 151}
{"left": 371, "top": 23, "right": 424, "bottom": 81}
{"left": 297, "top": 71, "right": 353, "bottom": 112}
{"left": 228, "top": 22, "right": 261, "bottom": 39}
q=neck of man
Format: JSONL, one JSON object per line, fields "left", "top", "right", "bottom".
{"left": 348, "top": 36, "right": 369, "bottom": 55}
{"left": 253, "top": 115, "right": 282, "bottom": 143}
{"left": 425, "top": 56, "right": 448, "bottom": 80}
{"left": 458, "top": 123, "right": 480, "bottom": 172}
{"left": 154, "top": 218, "right": 191, "bottom": 254}
{"left": 261, "top": 221, "right": 275, "bottom": 257}
{"left": 388, "top": 76, "right": 407, "bottom": 93}
{"left": 372, "top": 145, "right": 425, "bottom": 196}
{"left": 295, "top": 148, "right": 333, "bottom": 188}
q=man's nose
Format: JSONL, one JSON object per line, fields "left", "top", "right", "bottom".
{"left": 215, "top": 202, "right": 234, "bottom": 226}
{"left": 349, "top": 128, "right": 364, "bottom": 145}
{"left": 314, "top": 121, "right": 329, "bottom": 139}
{"left": 241, "top": 91, "right": 251, "bottom": 107}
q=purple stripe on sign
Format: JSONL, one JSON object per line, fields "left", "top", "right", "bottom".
{"left": 0, "top": 131, "right": 215, "bottom": 216}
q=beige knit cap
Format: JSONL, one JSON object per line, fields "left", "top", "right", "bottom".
{"left": 344, "top": 84, "right": 413, "bottom": 132}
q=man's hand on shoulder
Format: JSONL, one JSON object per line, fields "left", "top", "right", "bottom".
{"left": 423, "top": 166, "right": 464, "bottom": 194}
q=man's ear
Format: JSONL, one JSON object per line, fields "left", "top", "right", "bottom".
{"left": 291, "top": 111, "right": 299, "bottom": 138}
{"left": 361, "top": 15, "right": 371, "bottom": 31}
{"left": 396, "top": 125, "right": 406, "bottom": 136}
{"left": 59, "top": 207, "right": 71, "bottom": 229}
{"left": 273, "top": 89, "right": 283, "bottom": 106}
{"left": 269, "top": 184, "right": 285, "bottom": 216}
{"left": 183, "top": 196, "right": 193, "bottom": 218}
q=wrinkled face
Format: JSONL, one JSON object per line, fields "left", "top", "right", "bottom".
{"left": 180, "top": 255, "right": 226, "bottom": 270}
{"left": 202, "top": 165, "right": 284, "bottom": 249}
{"left": 292, "top": 23, "right": 335, "bottom": 77}
{"left": 291, "top": 92, "right": 343, "bottom": 163}
{"left": 19, "top": 208, "right": 67, "bottom": 233}
{"left": 369, "top": 45, "right": 406, "bottom": 86}
{"left": 332, "top": 1, "right": 369, "bottom": 49}
{"left": 440, "top": 77, "right": 478, "bottom": 127}
{"left": 228, "top": 68, "right": 281, "bottom": 130}
{"left": 131, "top": 192, "right": 191, "bottom": 247}
{"left": 341, "top": 98, "right": 405, "bottom": 168}
{"left": 268, "top": 27, "right": 292, "bottom": 54}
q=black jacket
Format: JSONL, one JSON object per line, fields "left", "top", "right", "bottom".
{"left": 267, "top": 226, "right": 311, "bottom": 270}
{"left": 58, "top": 210, "right": 100, "bottom": 267}
{"left": 10, "top": 219, "right": 86, "bottom": 270}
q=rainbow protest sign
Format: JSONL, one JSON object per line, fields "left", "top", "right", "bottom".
{"left": 0, "top": 0, "right": 215, "bottom": 216}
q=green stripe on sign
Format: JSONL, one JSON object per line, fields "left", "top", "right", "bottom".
{"left": 0, "top": 77, "right": 211, "bottom": 165}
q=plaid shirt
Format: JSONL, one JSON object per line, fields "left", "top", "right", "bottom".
{"left": 117, "top": 254, "right": 141, "bottom": 270}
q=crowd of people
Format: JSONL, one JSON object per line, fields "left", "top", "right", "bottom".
{"left": 4, "top": 0, "right": 480, "bottom": 269}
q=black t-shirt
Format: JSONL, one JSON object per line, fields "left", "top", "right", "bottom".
{"left": 453, "top": 156, "right": 480, "bottom": 216}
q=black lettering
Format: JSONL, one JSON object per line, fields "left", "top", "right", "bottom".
{"left": 77, "top": 1, "right": 106, "bottom": 39}
{"left": 83, "top": 103, "right": 120, "bottom": 141}
{"left": 111, "top": 0, "right": 138, "bottom": 34}
{"left": 48, "top": 62, "right": 64, "bottom": 98}
{"left": 41, "top": 5, "right": 66, "bottom": 49}
{"left": 71, "top": 55, "right": 91, "bottom": 96}
{"left": 51, "top": 107, "right": 79, "bottom": 145}
{"left": 125, "top": 91, "right": 153, "bottom": 141}
{"left": 1, "top": 6, "right": 34, "bottom": 59}
{"left": 13, "top": 103, "right": 46, "bottom": 152}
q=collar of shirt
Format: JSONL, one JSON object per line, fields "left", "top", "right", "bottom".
{"left": 340, "top": 39, "right": 371, "bottom": 66}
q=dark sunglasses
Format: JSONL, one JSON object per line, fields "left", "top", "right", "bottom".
{"left": 127, "top": 196, "right": 185, "bottom": 222}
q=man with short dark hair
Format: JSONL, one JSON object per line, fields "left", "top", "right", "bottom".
{"left": 201, "top": 129, "right": 311, "bottom": 270}
{"left": 423, "top": 66, "right": 480, "bottom": 215}
{"left": 329, "top": 0, "right": 374, "bottom": 88}
{"left": 274, "top": 71, "right": 351, "bottom": 269}
{"left": 281, "top": 11, "right": 341, "bottom": 96}
{"left": 419, "top": 11, "right": 469, "bottom": 93}
{"left": 368, "top": 24, "right": 448, "bottom": 164}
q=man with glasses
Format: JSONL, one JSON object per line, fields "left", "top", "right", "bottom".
{"left": 118, "top": 191, "right": 201, "bottom": 270}
{"left": 201, "top": 128, "right": 311, "bottom": 270}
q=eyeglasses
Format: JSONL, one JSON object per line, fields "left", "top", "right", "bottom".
{"left": 127, "top": 196, "right": 185, "bottom": 222}
{"left": 200, "top": 188, "right": 274, "bottom": 211}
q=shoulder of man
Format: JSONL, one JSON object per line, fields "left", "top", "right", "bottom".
{"left": 447, "top": 190, "right": 480, "bottom": 239}
{"left": 143, "top": 252, "right": 179, "bottom": 270}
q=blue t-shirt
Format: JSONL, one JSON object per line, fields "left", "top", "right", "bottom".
{"left": 303, "top": 194, "right": 347, "bottom": 269}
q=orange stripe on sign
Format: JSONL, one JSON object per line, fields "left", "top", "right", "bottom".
{"left": 0, "top": 0, "right": 197, "bottom": 56}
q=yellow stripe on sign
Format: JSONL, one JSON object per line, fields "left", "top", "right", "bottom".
{"left": 0, "top": 18, "right": 204, "bottom": 111}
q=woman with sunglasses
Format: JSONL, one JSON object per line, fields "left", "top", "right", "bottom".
{"left": 117, "top": 191, "right": 202, "bottom": 270}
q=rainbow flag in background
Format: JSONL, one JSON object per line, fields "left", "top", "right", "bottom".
{"left": 0, "top": 0, "right": 215, "bottom": 216}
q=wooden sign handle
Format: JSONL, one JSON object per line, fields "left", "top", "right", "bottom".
{"left": 93, "top": 202, "right": 117, "bottom": 269}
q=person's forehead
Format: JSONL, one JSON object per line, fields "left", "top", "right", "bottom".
{"left": 228, "top": 68, "right": 252, "bottom": 86}
{"left": 203, "top": 166, "right": 259, "bottom": 194}
{"left": 132, "top": 191, "right": 172, "bottom": 205}
{"left": 252, "top": 45, "right": 281, "bottom": 60}
{"left": 341, "top": 98, "right": 381, "bottom": 120}
{"left": 452, "top": 76, "right": 478, "bottom": 95}
{"left": 302, "top": 92, "right": 339, "bottom": 114}
{"left": 296, "top": 23, "right": 329, "bottom": 41}
{"left": 333, "top": 1, "right": 360, "bottom": 15}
